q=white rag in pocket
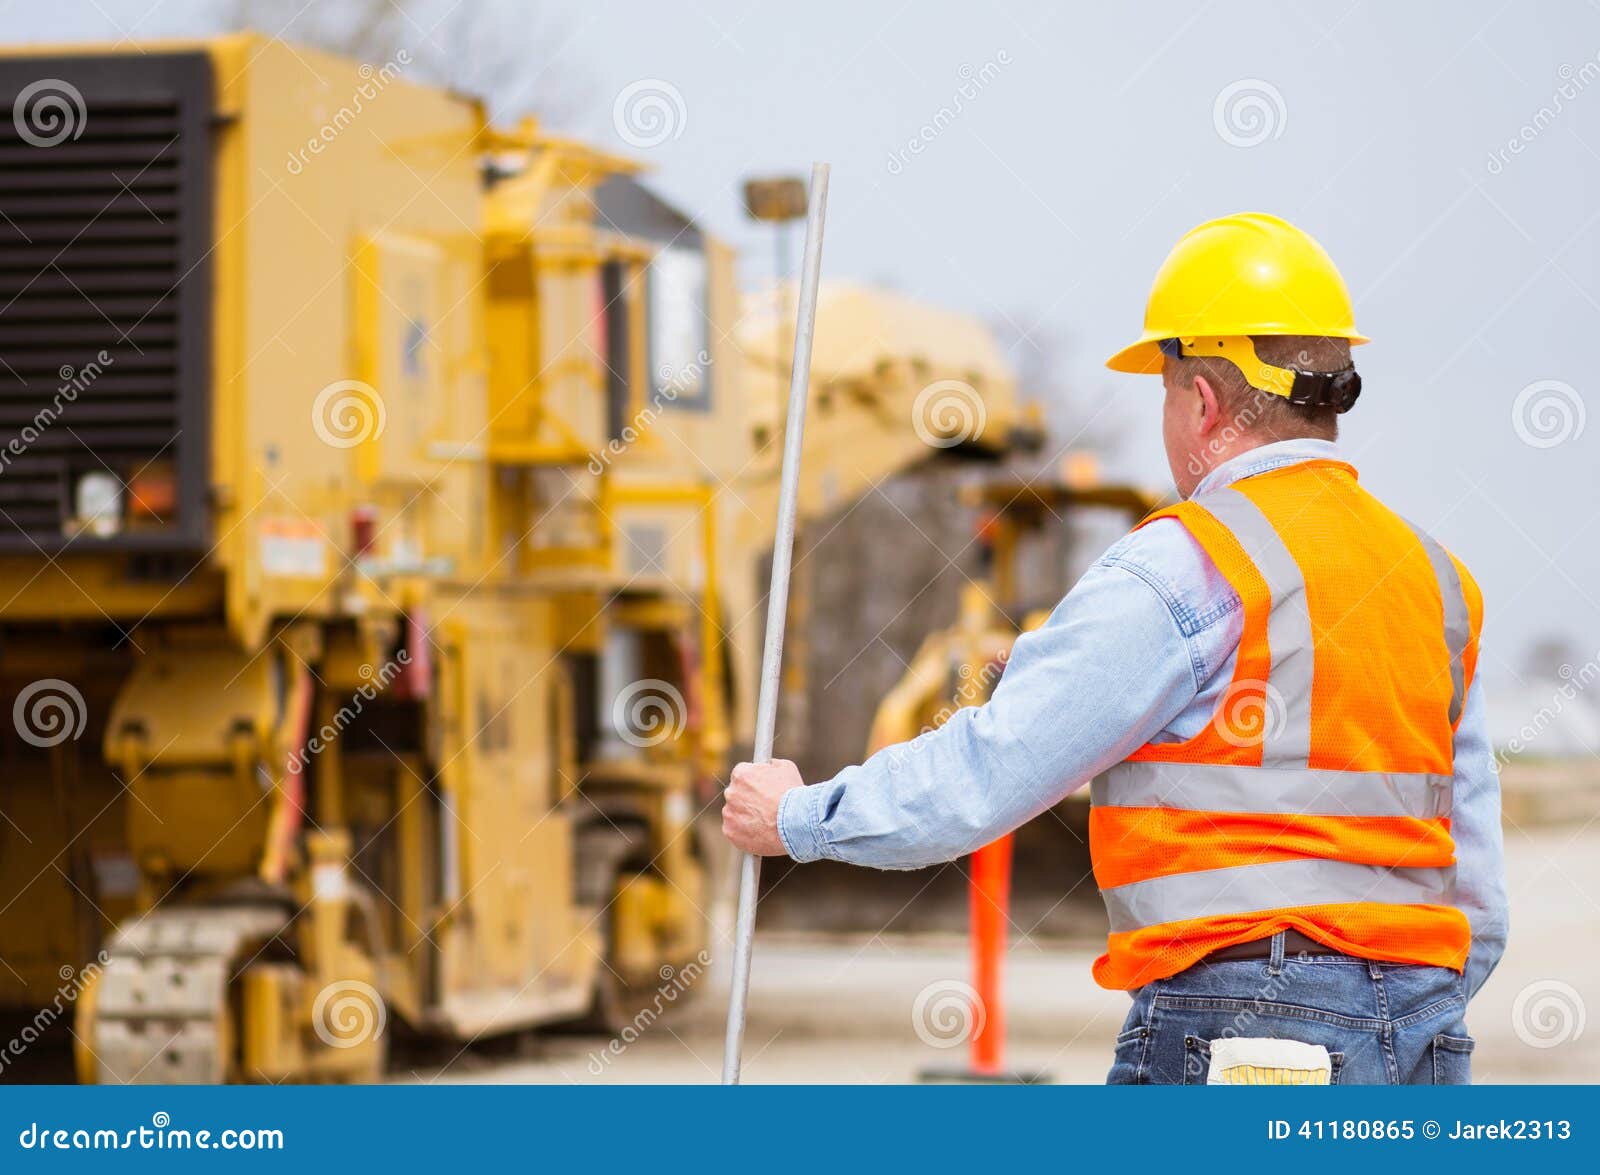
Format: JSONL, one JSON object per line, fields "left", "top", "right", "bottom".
{"left": 1206, "top": 1037, "right": 1332, "bottom": 1085}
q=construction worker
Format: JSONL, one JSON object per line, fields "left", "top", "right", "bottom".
{"left": 722, "top": 212, "right": 1508, "bottom": 1085}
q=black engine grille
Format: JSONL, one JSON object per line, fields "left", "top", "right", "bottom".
{"left": 0, "top": 53, "right": 212, "bottom": 551}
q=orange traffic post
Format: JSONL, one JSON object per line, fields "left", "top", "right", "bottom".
{"left": 968, "top": 833, "right": 1012, "bottom": 1076}
{"left": 920, "top": 832, "right": 1049, "bottom": 1083}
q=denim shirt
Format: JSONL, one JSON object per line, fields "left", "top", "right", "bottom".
{"left": 778, "top": 438, "right": 1510, "bottom": 997}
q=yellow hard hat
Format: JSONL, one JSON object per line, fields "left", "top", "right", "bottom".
{"left": 1106, "top": 212, "right": 1368, "bottom": 375}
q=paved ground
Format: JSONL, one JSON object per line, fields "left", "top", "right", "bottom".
{"left": 405, "top": 822, "right": 1599, "bottom": 1085}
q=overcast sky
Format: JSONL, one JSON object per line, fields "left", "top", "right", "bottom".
{"left": 7, "top": 0, "right": 1599, "bottom": 696}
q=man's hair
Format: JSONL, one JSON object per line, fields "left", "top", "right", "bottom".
{"left": 1166, "top": 335, "right": 1353, "bottom": 442}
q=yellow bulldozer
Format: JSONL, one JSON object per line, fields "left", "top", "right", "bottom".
{"left": 0, "top": 34, "right": 1039, "bottom": 1082}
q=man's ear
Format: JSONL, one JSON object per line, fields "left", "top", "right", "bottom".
{"left": 1193, "top": 374, "right": 1222, "bottom": 437}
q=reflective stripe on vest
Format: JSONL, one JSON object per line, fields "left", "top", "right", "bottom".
{"left": 1406, "top": 520, "right": 1472, "bottom": 727}
{"left": 1100, "top": 859, "right": 1458, "bottom": 935}
{"left": 1092, "top": 762, "right": 1453, "bottom": 819}
{"left": 1201, "top": 488, "right": 1313, "bottom": 767}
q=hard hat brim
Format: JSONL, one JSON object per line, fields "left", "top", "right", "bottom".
{"left": 1104, "top": 337, "right": 1167, "bottom": 374}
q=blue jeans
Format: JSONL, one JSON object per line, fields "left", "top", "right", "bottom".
{"left": 1106, "top": 933, "right": 1476, "bottom": 1085}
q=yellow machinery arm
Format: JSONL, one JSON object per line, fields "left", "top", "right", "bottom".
{"left": 868, "top": 476, "right": 1166, "bottom": 758}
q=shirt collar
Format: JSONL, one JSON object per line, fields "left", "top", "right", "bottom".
{"left": 1191, "top": 437, "right": 1343, "bottom": 498}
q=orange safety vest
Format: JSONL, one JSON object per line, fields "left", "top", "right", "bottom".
{"left": 1090, "top": 459, "right": 1483, "bottom": 990}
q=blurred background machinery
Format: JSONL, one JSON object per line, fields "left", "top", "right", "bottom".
{"left": 0, "top": 34, "right": 1125, "bottom": 1082}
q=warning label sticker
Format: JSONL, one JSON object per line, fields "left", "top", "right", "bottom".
{"left": 260, "top": 517, "right": 329, "bottom": 579}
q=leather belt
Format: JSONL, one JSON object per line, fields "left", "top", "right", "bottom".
{"left": 1203, "top": 929, "right": 1342, "bottom": 963}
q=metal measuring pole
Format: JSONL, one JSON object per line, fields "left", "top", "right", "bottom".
{"left": 721, "top": 161, "right": 830, "bottom": 1085}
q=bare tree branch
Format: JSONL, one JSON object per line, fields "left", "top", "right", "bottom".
{"left": 222, "top": 0, "right": 594, "bottom": 128}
